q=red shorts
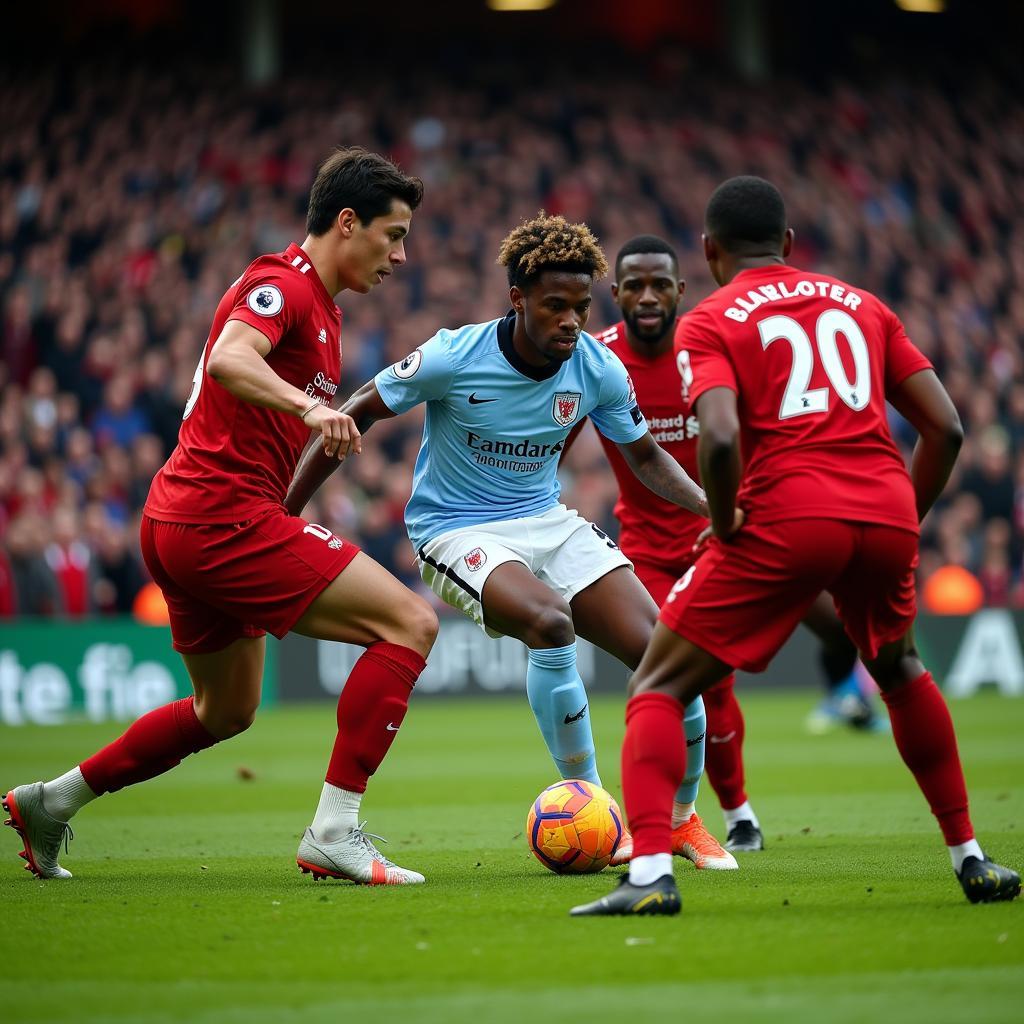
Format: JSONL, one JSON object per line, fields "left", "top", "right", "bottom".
{"left": 658, "top": 518, "right": 918, "bottom": 673}
{"left": 632, "top": 560, "right": 690, "bottom": 608}
{"left": 140, "top": 511, "right": 360, "bottom": 655}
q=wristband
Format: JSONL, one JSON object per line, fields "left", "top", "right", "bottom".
{"left": 300, "top": 400, "right": 320, "bottom": 423}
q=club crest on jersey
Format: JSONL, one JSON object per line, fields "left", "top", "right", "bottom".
{"left": 247, "top": 284, "right": 284, "bottom": 317}
{"left": 626, "top": 374, "right": 636, "bottom": 403}
{"left": 552, "top": 391, "right": 582, "bottom": 427}
{"left": 317, "top": 328, "right": 327, "bottom": 344}
{"left": 328, "top": 536, "right": 343, "bottom": 550}
{"left": 464, "top": 547, "right": 487, "bottom": 572}
{"left": 394, "top": 350, "right": 422, "bottom": 379}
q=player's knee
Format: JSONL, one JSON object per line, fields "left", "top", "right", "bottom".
{"left": 197, "top": 702, "right": 258, "bottom": 740}
{"left": 403, "top": 599, "right": 439, "bottom": 657}
{"left": 525, "top": 602, "right": 575, "bottom": 649}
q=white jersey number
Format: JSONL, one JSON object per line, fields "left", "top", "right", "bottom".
{"left": 182, "top": 352, "right": 205, "bottom": 420}
{"left": 758, "top": 311, "right": 871, "bottom": 420}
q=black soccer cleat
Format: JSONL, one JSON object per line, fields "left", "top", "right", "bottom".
{"left": 569, "top": 873, "right": 681, "bottom": 917}
{"left": 725, "top": 819, "right": 764, "bottom": 852}
{"left": 957, "top": 855, "right": 1021, "bottom": 904}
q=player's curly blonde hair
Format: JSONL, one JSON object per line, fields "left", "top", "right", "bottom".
{"left": 496, "top": 212, "right": 609, "bottom": 288}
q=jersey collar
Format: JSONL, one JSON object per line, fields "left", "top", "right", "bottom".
{"left": 496, "top": 309, "right": 563, "bottom": 382}
{"left": 285, "top": 242, "right": 339, "bottom": 313}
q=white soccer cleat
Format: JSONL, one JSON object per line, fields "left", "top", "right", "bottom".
{"left": 296, "top": 822, "right": 425, "bottom": 885}
{"left": 3, "top": 782, "right": 74, "bottom": 879}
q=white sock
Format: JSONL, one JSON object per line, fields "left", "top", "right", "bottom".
{"left": 671, "top": 801, "right": 696, "bottom": 828}
{"left": 310, "top": 783, "right": 361, "bottom": 842}
{"left": 42, "top": 767, "right": 97, "bottom": 822}
{"left": 948, "top": 838, "right": 984, "bottom": 873}
{"left": 629, "top": 853, "right": 673, "bottom": 886}
{"left": 723, "top": 801, "right": 759, "bottom": 831}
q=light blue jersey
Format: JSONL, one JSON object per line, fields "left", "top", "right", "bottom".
{"left": 374, "top": 311, "right": 648, "bottom": 551}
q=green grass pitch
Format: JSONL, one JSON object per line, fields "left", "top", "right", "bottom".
{"left": 1, "top": 690, "right": 1021, "bottom": 1023}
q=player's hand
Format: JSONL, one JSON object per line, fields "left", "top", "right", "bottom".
{"left": 693, "top": 507, "right": 745, "bottom": 551}
{"left": 302, "top": 403, "right": 362, "bottom": 461}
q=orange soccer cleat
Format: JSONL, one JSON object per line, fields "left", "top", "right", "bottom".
{"left": 671, "top": 813, "right": 738, "bottom": 870}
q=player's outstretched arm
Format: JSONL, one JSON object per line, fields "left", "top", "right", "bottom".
{"left": 284, "top": 380, "right": 396, "bottom": 516}
{"left": 886, "top": 369, "right": 964, "bottom": 521}
{"left": 616, "top": 432, "right": 708, "bottom": 517}
{"left": 695, "top": 386, "right": 743, "bottom": 539}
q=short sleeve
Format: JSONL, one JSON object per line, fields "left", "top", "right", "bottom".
{"left": 589, "top": 350, "right": 648, "bottom": 445}
{"left": 226, "top": 263, "right": 313, "bottom": 349}
{"left": 883, "top": 307, "right": 933, "bottom": 392}
{"left": 674, "top": 310, "right": 737, "bottom": 408}
{"left": 374, "top": 331, "right": 455, "bottom": 413}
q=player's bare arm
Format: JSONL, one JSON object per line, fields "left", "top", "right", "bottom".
{"left": 616, "top": 431, "right": 708, "bottom": 517}
{"left": 284, "top": 380, "right": 396, "bottom": 515}
{"left": 207, "top": 319, "right": 362, "bottom": 461}
{"left": 886, "top": 368, "right": 964, "bottom": 521}
{"left": 695, "top": 385, "right": 744, "bottom": 539}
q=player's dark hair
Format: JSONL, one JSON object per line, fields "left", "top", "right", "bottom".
{"left": 705, "top": 176, "right": 786, "bottom": 255}
{"left": 306, "top": 147, "right": 424, "bottom": 236}
{"left": 497, "top": 212, "right": 608, "bottom": 290}
{"left": 615, "top": 234, "right": 678, "bottom": 279}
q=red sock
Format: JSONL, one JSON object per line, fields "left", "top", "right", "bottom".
{"left": 702, "top": 674, "right": 748, "bottom": 811}
{"left": 622, "top": 691, "right": 686, "bottom": 857}
{"left": 79, "top": 697, "right": 217, "bottom": 795}
{"left": 881, "top": 671, "right": 974, "bottom": 845}
{"left": 325, "top": 642, "right": 425, "bottom": 793}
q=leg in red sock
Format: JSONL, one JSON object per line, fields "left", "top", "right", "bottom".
{"left": 702, "top": 673, "right": 748, "bottom": 811}
{"left": 325, "top": 642, "right": 426, "bottom": 792}
{"left": 622, "top": 691, "right": 687, "bottom": 857}
{"left": 880, "top": 671, "right": 973, "bottom": 845}
{"left": 79, "top": 697, "right": 217, "bottom": 795}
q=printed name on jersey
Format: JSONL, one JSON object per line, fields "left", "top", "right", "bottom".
{"left": 393, "top": 350, "right": 423, "bottom": 379}
{"left": 552, "top": 391, "right": 582, "bottom": 426}
{"left": 463, "top": 547, "right": 487, "bottom": 572}
{"left": 304, "top": 370, "right": 338, "bottom": 403}
{"left": 723, "top": 279, "right": 862, "bottom": 323}
{"left": 647, "top": 412, "right": 699, "bottom": 442}
{"left": 247, "top": 284, "right": 284, "bottom": 317}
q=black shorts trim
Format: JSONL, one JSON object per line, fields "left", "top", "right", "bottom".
{"left": 418, "top": 547, "right": 481, "bottom": 602}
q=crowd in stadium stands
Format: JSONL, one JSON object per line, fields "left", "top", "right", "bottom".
{"left": 1, "top": 55, "right": 1023, "bottom": 618}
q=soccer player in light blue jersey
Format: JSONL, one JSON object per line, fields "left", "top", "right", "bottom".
{"left": 287, "top": 213, "right": 740, "bottom": 870}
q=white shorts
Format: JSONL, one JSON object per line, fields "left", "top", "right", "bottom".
{"left": 416, "top": 504, "right": 632, "bottom": 637}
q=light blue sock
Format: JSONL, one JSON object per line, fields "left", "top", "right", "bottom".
{"left": 526, "top": 644, "right": 601, "bottom": 786}
{"left": 674, "top": 696, "right": 706, "bottom": 806}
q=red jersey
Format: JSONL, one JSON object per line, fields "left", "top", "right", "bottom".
{"left": 145, "top": 243, "right": 342, "bottom": 524}
{"left": 593, "top": 321, "right": 703, "bottom": 568}
{"left": 675, "top": 264, "right": 931, "bottom": 532}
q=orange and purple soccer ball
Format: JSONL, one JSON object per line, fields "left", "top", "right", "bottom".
{"left": 527, "top": 779, "right": 624, "bottom": 873}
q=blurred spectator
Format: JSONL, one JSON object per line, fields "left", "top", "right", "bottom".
{"left": 1, "top": 52, "right": 1023, "bottom": 615}
{"left": 4, "top": 513, "right": 62, "bottom": 615}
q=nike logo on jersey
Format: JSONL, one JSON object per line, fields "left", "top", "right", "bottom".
{"left": 385, "top": 723, "right": 400, "bottom": 732}
{"left": 564, "top": 705, "right": 588, "bottom": 724}
{"left": 709, "top": 731, "right": 737, "bottom": 744}
{"left": 468, "top": 393, "right": 498, "bottom": 404}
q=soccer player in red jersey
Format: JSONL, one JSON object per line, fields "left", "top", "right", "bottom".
{"left": 572, "top": 176, "right": 1020, "bottom": 915}
{"left": 571, "top": 235, "right": 882, "bottom": 854}
{"left": 3, "top": 148, "right": 439, "bottom": 886}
